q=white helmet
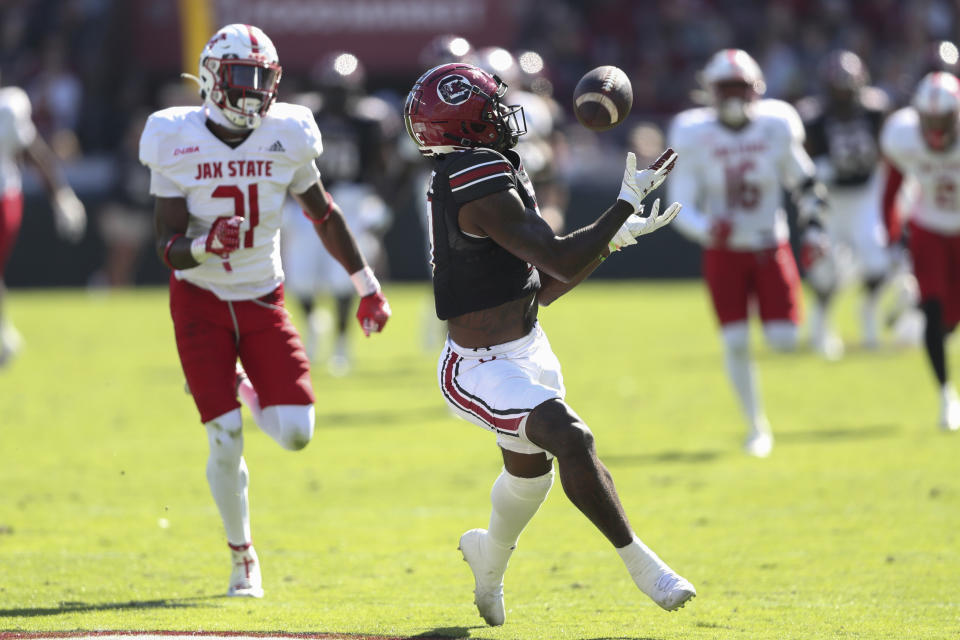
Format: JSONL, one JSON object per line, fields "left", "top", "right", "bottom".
{"left": 196, "top": 24, "right": 281, "bottom": 130}
{"left": 912, "top": 71, "right": 960, "bottom": 150}
{"left": 702, "top": 49, "right": 765, "bottom": 127}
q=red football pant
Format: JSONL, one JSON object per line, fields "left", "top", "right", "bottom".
{"left": 169, "top": 276, "right": 315, "bottom": 423}
{"left": 0, "top": 191, "right": 24, "bottom": 278}
{"left": 908, "top": 220, "right": 960, "bottom": 327}
{"left": 703, "top": 243, "right": 802, "bottom": 326}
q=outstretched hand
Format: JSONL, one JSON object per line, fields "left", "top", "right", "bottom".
{"left": 609, "top": 198, "right": 683, "bottom": 251}
{"left": 618, "top": 148, "right": 679, "bottom": 213}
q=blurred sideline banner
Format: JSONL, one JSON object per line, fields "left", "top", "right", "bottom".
{"left": 136, "top": 0, "right": 521, "bottom": 74}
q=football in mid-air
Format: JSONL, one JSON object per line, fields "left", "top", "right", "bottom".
{"left": 572, "top": 65, "right": 633, "bottom": 131}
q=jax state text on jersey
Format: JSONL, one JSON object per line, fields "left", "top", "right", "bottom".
{"left": 194, "top": 160, "right": 275, "bottom": 180}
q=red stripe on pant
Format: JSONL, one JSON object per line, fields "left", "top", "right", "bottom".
{"left": 442, "top": 351, "right": 523, "bottom": 432}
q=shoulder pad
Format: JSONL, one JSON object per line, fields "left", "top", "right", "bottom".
{"left": 446, "top": 147, "right": 510, "bottom": 172}
{"left": 795, "top": 96, "right": 823, "bottom": 124}
{"left": 881, "top": 107, "right": 921, "bottom": 158}
{"left": 859, "top": 86, "right": 891, "bottom": 113}
{"left": 0, "top": 86, "right": 32, "bottom": 120}
{"left": 138, "top": 107, "right": 200, "bottom": 170}
{"left": 264, "top": 102, "right": 323, "bottom": 163}
{"left": 667, "top": 108, "right": 713, "bottom": 149}
{"left": 756, "top": 99, "right": 805, "bottom": 143}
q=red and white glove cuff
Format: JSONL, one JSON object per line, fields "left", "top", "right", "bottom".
{"left": 350, "top": 266, "right": 381, "bottom": 297}
{"left": 190, "top": 236, "right": 210, "bottom": 263}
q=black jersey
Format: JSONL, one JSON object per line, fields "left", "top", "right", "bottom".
{"left": 427, "top": 148, "right": 541, "bottom": 320}
{"left": 800, "top": 89, "right": 889, "bottom": 187}
{"left": 312, "top": 97, "right": 394, "bottom": 188}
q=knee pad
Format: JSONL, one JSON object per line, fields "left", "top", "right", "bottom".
{"left": 205, "top": 408, "right": 244, "bottom": 464}
{"left": 721, "top": 322, "right": 750, "bottom": 355}
{"left": 261, "top": 404, "right": 315, "bottom": 451}
{"left": 764, "top": 321, "right": 798, "bottom": 352}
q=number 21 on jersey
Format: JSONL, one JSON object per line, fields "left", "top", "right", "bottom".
{"left": 212, "top": 184, "right": 260, "bottom": 248}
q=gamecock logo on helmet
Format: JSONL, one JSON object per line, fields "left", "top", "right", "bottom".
{"left": 437, "top": 75, "right": 473, "bottom": 105}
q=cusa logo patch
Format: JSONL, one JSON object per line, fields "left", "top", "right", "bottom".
{"left": 174, "top": 145, "right": 199, "bottom": 156}
{"left": 437, "top": 75, "right": 473, "bottom": 105}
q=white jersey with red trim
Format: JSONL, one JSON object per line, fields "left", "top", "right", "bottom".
{"left": 0, "top": 87, "right": 37, "bottom": 196}
{"left": 668, "top": 99, "right": 816, "bottom": 250}
{"left": 881, "top": 106, "right": 960, "bottom": 235}
{"left": 139, "top": 102, "right": 322, "bottom": 300}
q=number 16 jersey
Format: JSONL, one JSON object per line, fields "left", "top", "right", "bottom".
{"left": 139, "top": 103, "right": 323, "bottom": 300}
{"left": 667, "top": 99, "right": 816, "bottom": 250}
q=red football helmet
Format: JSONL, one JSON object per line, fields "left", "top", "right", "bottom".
{"left": 403, "top": 63, "right": 527, "bottom": 157}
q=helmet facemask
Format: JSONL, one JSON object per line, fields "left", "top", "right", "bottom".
{"left": 920, "top": 111, "right": 958, "bottom": 151}
{"left": 474, "top": 78, "right": 527, "bottom": 153}
{"left": 713, "top": 80, "right": 757, "bottom": 129}
{"left": 204, "top": 55, "right": 281, "bottom": 129}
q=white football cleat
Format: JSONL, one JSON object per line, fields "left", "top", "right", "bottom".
{"left": 812, "top": 329, "right": 844, "bottom": 361}
{"left": 458, "top": 528, "right": 505, "bottom": 626}
{"left": 939, "top": 386, "right": 960, "bottom": 432}
{"left": 744, "top": 417, "right": 774, "bottom": 458}
{"left": 227, "top": 543, "right": 264, "bottom": 598}
{"left": 636, "top": 569, "right": 697, "bottom": 611}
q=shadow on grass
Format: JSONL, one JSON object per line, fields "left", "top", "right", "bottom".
{"left": 778, "top": 424, "right": 900, "bottom": 442}
{"left": 0, "top": 596, "right": 216, "bottom": 618}
{"left": 408, "top": 627, "right": 472, "bottom": 639}
{"left": 603, "top": 449, "right": 724, "bottom": 466}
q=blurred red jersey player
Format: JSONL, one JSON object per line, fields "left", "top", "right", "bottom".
{"left": 881, "top": 71, "right": 960, "bottom": 432}
{"left": 0, "top": 70, "right": 86, "bottom": 365}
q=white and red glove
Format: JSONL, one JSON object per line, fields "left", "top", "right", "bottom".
{"left": 351, "top": 266, "right": 391, "bottom": 336}
{"left": 190, "top": 215, "right": 244, "bottom": 263}
{"left": 52, "top": 187, "right": 86, "bottom": 243}
{"left": 617, "top": 148, "right": 679, "bottom": 213}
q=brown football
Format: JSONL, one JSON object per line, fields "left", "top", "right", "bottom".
{"left": 572, "top": 65, "right": 634, "bottom": 131}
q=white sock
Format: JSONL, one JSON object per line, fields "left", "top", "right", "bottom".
{"left": 485, "top": 468, "right": 554, "bottom": 577}
{"left": 810, "top": 302, "right": 827, "bottom": 341}
{"left": 722, "top": 323, "right": 764, "bottom": 430}
{"left": 616, "top": 535, "right": 674, "bottom": 589}
{"left": 204, "top": 410, "right": 251, "bottom": 546}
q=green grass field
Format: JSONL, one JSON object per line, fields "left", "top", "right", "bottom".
{"left": 1, "top": 281, "right": 958, "bottom": 639}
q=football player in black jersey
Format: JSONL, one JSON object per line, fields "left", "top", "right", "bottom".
{"left": 403, "top": 63, "right": 695, "bottom": 625}
{"left": 797, "top": 50, "right": 894, "bottom": 354}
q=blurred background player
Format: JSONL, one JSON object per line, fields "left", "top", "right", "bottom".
{"left": 280, "top": 52, "right": 395, "bottom": 374}
{"left": 796, "top": 50, "right": 892, "bottom": 354}
{"left": 0, "top": 66, "right": 85, "bottom": 365}
{"left": 405, "top": 62, "right": 693, "bottom": 626}
{"left": 89, "top": 113, "right": 152, "bottom": 288}
{"left": 880, "top": 71, "right": 960, "bottom": 432}
{"left": 669, "top": 49, "right": 828, "bottom": 457}
{"left": 141, "top": 24, "right": 391, "bottom": 597}
{"left": 475, "top": 46, "right": 569, "bottom": 233}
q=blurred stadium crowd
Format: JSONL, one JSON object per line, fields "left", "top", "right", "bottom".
{"left": 0, "top": 0, "right": 958, "bottom": 286}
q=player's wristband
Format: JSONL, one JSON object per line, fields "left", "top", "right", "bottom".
{"left": 162, "top": 233, "right": 184, "bottom": 269}
{"left": 350, "top": 266, "right": 381, "bottom": 297}
{"left": 190, "top": 236, "right": 211, "bottom": 263}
